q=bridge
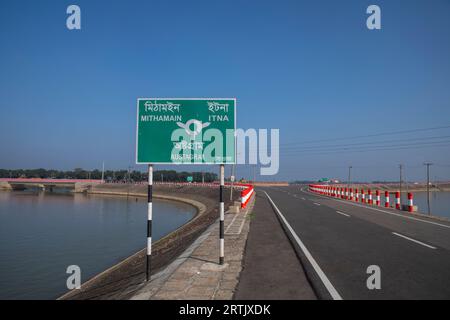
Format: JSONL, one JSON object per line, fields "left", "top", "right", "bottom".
{"left": 0, "top": 178, "right": 103, "bottom": 192}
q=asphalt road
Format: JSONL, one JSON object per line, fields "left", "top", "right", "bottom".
{"left": 259, "top": 185, "right": 450, "bottom": 300}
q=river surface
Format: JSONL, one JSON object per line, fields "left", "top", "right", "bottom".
{"left": 0, "top": 190, "right": 196, "bottom": 300}
{"left": 407, "top": 191, "right": 450, "bottom": 218}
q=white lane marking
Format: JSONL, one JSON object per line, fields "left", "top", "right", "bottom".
{"left": 336, "top": 211, "right": 350, "bottom": 217}
{"left": 313, "top": 202, "right": 321, "bottom": 206}
{"left": 264, "top": 191, "right": 343, "bottom": 300}
{"left": 301, "top": 189, "right": 450, "bottom": 230}
{"left": 392, "top": 232, "right": 437, "bottom": 250}
{"left": 301, "top": 197, "right": 306, "bottom": 200}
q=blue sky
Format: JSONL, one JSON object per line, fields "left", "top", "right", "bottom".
{"left": 1, "top": 0, "right": 450, "bottom": 182}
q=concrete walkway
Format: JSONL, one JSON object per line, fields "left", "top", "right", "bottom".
{"left": 132, "top": 196, "right": 255, "bottom": 300}
{"left": 234, "top": 192, "right": 317, "bottom": 300}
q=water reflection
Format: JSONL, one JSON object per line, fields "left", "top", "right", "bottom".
{"left": 0, "top": 190, "right": 196, "bottom": 300}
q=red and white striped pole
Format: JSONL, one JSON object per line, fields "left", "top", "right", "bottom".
{"left": 368, "top": 189, "right": 373, "bottom": 205}
{"left": 349, "top": 188, "right": 353, "bottom": 201}
{"left": 385, "top": 191, "right": 390, "bottom": 208}
{"left": 361, "top": 189, "right": 365, "bottom": 203}
{"left": 376, "top": 190, "right": 380, "bottom": 206}
{"left": 345, "top": 187, "right": 348, "bottom": 200}
{"left": 395, "top": 191, "right": 401, "bottom": 210}
{"left": 408, "top": 193, "right": 414, "bottom": 213}
{"left": 355, "top": 188, "right": 359, "bottom": 202}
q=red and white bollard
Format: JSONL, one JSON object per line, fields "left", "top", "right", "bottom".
{"left": 395, "top": 191, "right": 401, "bottom": 210}
{"left": 385, "top": 191, "right": 390, "bottom": 208}
{"left": 368, "top": 189, "right": 373, "bottom": 205}
{"left": 349, "top": 188, "right": 353, "bottom": 201}
{"left": 355, "top": 188, "right": 359, "bottom": 202}
{"left": 361, "top": 189, "right": 365, "bottom": 203}
{"left": 376, "top": 190, "right": 380, "bottom": 206}
{"left": 408, "top": 193, "right": 414, "bottom": 212}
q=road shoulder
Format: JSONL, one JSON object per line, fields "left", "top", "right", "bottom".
{"left": 234, "top": 192, "right": 317, "bottom": 300}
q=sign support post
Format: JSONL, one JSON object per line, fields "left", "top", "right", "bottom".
{"left": 219, "top": 164, "right": 225, "bottom": 265}
{"left": 146, "top": 164, "right": 153, "bottom": 281}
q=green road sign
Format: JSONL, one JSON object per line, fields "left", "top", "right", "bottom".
{"left": 187, "top": 176, "right": 193, "bottom": 183}
{"left": 136, "top": 98, "right": 236, "bottom": 164}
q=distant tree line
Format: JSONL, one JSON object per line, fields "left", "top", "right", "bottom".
{"left": 0, "top": 168, "right": 218, "bottom": 183}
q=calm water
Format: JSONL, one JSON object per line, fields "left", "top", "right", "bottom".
{"left": 408, "top": 191, "right": 450, "bottom": 218}
{"left": 0, "top": 190, "right": 196, "bottom": 300}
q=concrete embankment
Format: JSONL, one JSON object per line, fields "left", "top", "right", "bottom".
{"left": 60, "top": 183, "right": 239, "bottom": 300}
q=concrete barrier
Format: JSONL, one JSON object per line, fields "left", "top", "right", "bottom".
{"left": 240, "top": 184, "right": 254, "bottom": 208}
{"left": 308, "top": 184, "right": 416, "bottom": 213}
